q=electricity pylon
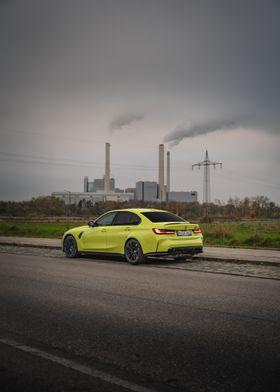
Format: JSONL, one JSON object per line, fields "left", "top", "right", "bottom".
{"left": 192, "top": 150, "right": 222, "bottom": 204}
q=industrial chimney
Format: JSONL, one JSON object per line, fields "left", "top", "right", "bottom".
{"left": 104, "top": 142, "right": 110, "bottom": 193}
{"left": 166, "top": 151, "right": 170, "bottom": 193}
{"left": 158, "top": 144, "right": 165, "bottom": 201}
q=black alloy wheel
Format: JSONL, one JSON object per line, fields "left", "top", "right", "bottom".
{"left": 64, "top": 236, "right": 79, "bottom": 258}
{"left": 125, "top": 239, "right": 145, "bottom": 265}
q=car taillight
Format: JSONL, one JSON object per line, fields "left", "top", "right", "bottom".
{"left": 193, "top": 228, "right": 202, "bottom": 234}
{"left": 153, "top": 228, "right": 176, "bottom": 235}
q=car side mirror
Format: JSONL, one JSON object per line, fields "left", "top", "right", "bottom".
{"left": 88, "top": 220, "right": 96, "bottom": 227}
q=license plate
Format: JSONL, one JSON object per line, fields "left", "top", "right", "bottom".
{"left": 177, "top": 230, "right": 192, "bottom": 236}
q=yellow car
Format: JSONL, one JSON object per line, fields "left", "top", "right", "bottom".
{"left": 62, "top": 208, "right": 203, "bottom": 264}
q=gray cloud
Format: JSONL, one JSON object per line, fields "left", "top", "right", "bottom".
{"left": 109, "top": 113, "right": 144, "bottom": 131}
{"left": 1, "top": 0, "right": 280, "bottom": 202}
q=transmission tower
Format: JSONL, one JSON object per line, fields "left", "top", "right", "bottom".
{"left": 192, "top": 150, "right": 222, "bottom": 203}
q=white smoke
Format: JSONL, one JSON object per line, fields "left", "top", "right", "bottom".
{"left": 109, "top": 113, "right": 144, "bottom": 131}
{"left": 164, "top": 119, "right": 246, "bottom": 146}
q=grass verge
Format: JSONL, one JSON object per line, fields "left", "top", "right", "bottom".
{"left": 0, "top": 220, "right": 279, "bottom": 249}
{"left": 200, "top": 221, "right": 280, "bottom": 249}
{"left": 0, "top": 221, "right": 86, "bottom": 239}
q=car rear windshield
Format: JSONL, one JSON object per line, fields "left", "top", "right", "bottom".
{"left": 141, "top": 211, "right": 186, "bottom": 223}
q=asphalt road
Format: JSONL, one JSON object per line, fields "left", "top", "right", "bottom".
{"left": 0, "top": 253, "right": 280, "bottom": 392}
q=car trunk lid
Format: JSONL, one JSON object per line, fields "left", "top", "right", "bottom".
{"left": 153, "top": 222, "right": 201, "bottom": 238}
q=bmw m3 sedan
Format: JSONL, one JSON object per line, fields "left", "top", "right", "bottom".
{"left": 62, "top": 208, "right": 203, "bottom": 264}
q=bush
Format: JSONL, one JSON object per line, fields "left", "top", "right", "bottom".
{"left": 202, "top": 223, "right": 234, "bottom": 239}
{"left": 244, "top": 234, "right": 265, "bottom": 247}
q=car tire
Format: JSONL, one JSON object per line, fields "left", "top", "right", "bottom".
{"left": 64, "top": 236, "right": 79, "bottom": 258}
{"left": 125, "top": 239, "right": 145, "bottom": 265}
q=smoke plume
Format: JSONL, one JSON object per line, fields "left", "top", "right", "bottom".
{"left": 109, "top": 113, "right": 144, "bottom": 131}
{"left": 164, "top": 119, "right": 245, "bottom": 146}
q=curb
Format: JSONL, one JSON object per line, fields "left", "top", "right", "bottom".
{"left": 204, "top": 245, "right": 280, "bottom": 251}
{"left": 194, "top": 256, "right": 280, "bottom": 268}
{"left": 0, "top": 242, "right": 61, "bottom": 250}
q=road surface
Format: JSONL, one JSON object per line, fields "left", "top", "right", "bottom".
{"left": 1, "top": 252, "right": 280, "bottom": 391}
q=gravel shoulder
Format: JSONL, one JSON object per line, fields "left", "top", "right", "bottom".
{"left": 0, "top": 244, "right": 279, "bottom": 281}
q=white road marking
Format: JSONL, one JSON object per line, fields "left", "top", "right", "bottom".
{"left": 0, "top": 337, "right": 157, "bottom": 392}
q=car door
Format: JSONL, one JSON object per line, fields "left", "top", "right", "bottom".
{"left": 106, "top": 211, "right": 141, "bottom": 253}
{"left": 80, "top": 211, "right": 117, "bottom": 251}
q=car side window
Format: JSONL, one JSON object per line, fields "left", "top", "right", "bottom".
{"left": 129, "top": 213, "right": 141, "bottom": 225}
{"left": 95, "top": 212, "right": 117, "bottom": 226}
{"left": 113, "top": 212, "right": 141, "bottom": 226}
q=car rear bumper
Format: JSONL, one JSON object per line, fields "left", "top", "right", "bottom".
{"left": 146, "top": 246, "right": 203, "bottom": 258}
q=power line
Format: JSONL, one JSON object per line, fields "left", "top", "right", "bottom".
{"left": 216, "top": 169, "right": 280, "bottom": 189}
{"left": 1, "top": 150, "right": 278, "bottom": 190}
{"left": 0, "top": 151, "right": 158, "bottom": 171}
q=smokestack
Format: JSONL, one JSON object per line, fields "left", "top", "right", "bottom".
{"left": 166, "top": 151, "right": 170, "bottom": 193}
{"left": 104, "top": 142, "right": 110, "bottom": 193}
{"left": 158, "top": 144, "right": 165, "bottom": 201}
{"left": 84, "top": 176, "right": 88, "bottom": 193}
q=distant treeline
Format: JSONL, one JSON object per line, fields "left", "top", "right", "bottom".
{"left": 0, "top": 195, "right": 279, "bottom": 220}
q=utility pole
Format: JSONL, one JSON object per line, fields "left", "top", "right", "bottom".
{"left": 192, "top": 150, "right": 222, "bottom": 203}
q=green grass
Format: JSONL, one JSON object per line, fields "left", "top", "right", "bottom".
{"left": 0, "top": 220, "right": 279, "bottom": 249}
{"left": 200, "top": 221, "right": 280, "bottom": 249}
{"left": 0, "top": 221, "right": 86, "bottom": 239}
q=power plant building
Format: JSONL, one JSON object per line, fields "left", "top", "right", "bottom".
{"left": 84, "top": 177, "right": 115, "bottom": 193}
{"left": 167, "top": 191, "right": 198, "bottom": 203}
{"left": 136, "top": 181, "right": 158, "bottom": 202}
{"left": 52, "top": 142, "right": 133, "bottom": 204}
{"left": 52, "top": 191, "right": 134, "bottom": 205}
{"left": 52, "top": 142, "right": 198, "bottom": 205}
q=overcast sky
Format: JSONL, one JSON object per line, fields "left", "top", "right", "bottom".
{"left": 1, "top": 0, "right": 280, "bottom": 203}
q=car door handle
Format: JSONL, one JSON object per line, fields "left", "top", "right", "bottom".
{"left": 101, "top": 228, "right": 107, "bottom": 232}
{"left": 124, "top": 227, "right": 131, "bottom": 231}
